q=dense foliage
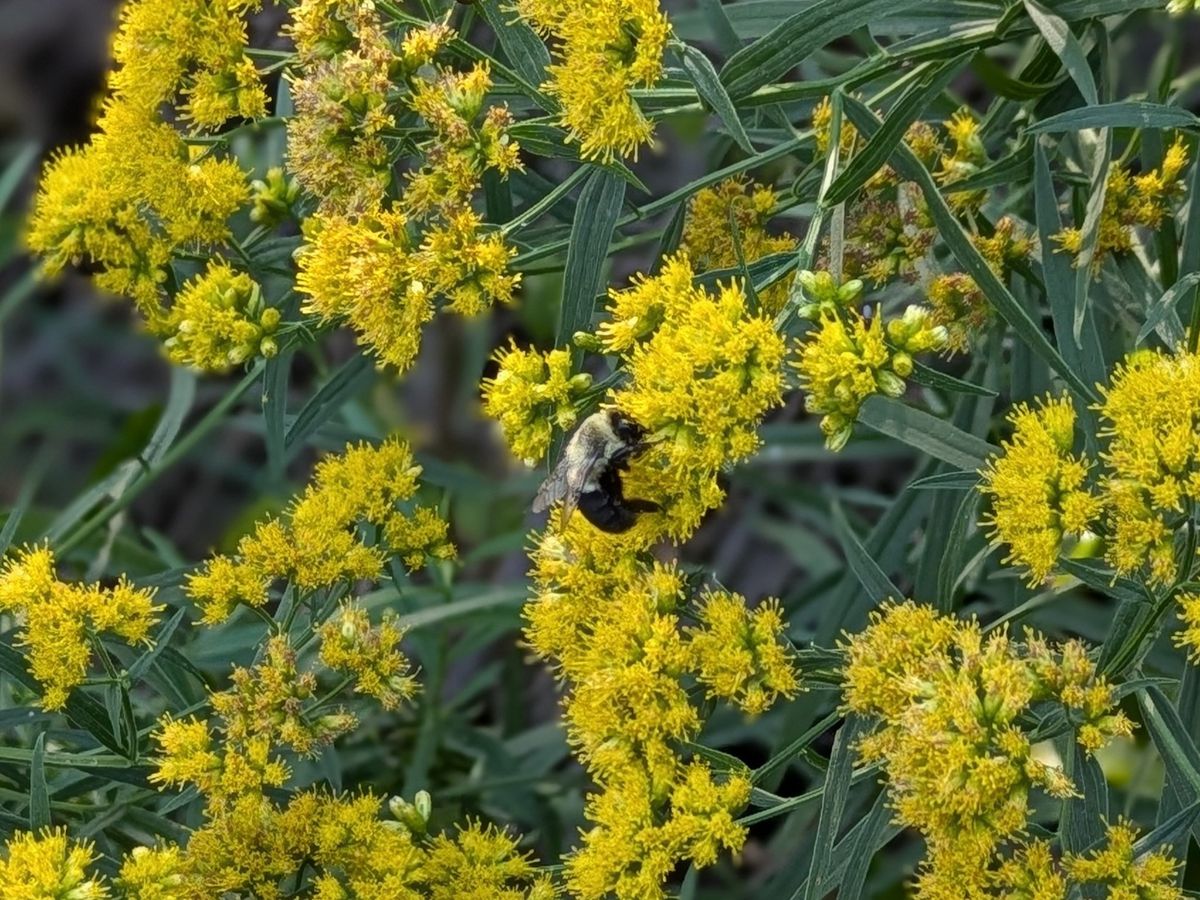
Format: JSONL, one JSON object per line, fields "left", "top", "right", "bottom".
{"left": 3, "top": 0, "right": 1200, "bottom": 896}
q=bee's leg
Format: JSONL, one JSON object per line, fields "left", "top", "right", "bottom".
{"left": 625, "top": 498, "right": 660, "bottom": 513}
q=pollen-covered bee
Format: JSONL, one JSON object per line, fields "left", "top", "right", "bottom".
{"left": 532, "top": 410, "right": 660, "bottom": 533}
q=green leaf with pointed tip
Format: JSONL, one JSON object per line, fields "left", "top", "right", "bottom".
{"left": 558, "top": 168, "right": 625, "bottom": 361}
{"left": 678, "top": 44, "right": 755, "bottom": 154}
{"left": 29, "top": 733, "right": 49, "bottom": 831}
{"left": 720, "top": 0, "right": 920, "bottom": 98}
{"left": 857, "top": 396, "right": 996, "bottom": 470}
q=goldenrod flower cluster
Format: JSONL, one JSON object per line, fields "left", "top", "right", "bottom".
{"left": 680, "top": 178, "right": 795, "bottom": 316}
{"left": 525, "top": 518, "right": 798, "bottom": 898}
{"left": 292, "top": 19, "right": 522, "bottom": 370}
{"left": 791, "top": 273, "right": 948, "bottom": 451}
{"left": 606, "top": 255, "right": 787, "bottom": 540}
{"left": 815, "top": 101, "right": 1028, "bottom": 350}
{"left": 983, "top": 349, "right": 1200, "bottom": 591}
{"left": 1056, "top": 137, "right": 1189, "bottom": 272}
{"left": 515, "top": 0, "right": 670, "bottom": 161}
{"left": 26, "top": 103, "right": 247, "bottom": 322}
{"left": 211, "top": 634, "right": 357, "bottom": 757}
{"left": 814, "top": 102, "right": 988, "bottom": 287}
{"left": 26, "top": 0, "right": 260, "bottom": 327}
{"left": 842, "top": 601, "right": 1134, "bottom": 897}
{"left": 0, "top": 828, "right": 109, "bottom": 899}
{"left": 960, "top": 821, "right": 1182, "bottom": 900}
{"left": 926, "top": 217, "right": 1033, "bottom": 352}
{"left": 980, "top": 394, "right": 1101, "bottom": 585}
{"left": 1096, "top": 348, "right": 1200, "bottom": 585}
{"left": 0, "top": 545, "right": 162, "bottom": 710}
{"left": 161, "top": 261, "right": 280, "bottom": 372}
{"left": 482, "top": 342, "right": 594, "bottom": 464}
{"left": 187, "top": 436, "right": 453, "bottom": 623}
{"left": 286, "top": 0, "right": 404, "bottom": 215}
{"left": 2, "top": 797, "right": 553, "bottom": 898}
{"left": 319, "top": 603, "right": 420, "bottom": 711}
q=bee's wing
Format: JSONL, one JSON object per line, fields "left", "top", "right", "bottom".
{"left": 532, "top": 441, "right": 607, "bottom": 527}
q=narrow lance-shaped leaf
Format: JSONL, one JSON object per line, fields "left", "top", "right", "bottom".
{"left": 558, "top": 168, "right": 626, "bottom": 363}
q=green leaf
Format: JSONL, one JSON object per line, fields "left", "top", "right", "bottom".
{"left": 0, "top": 143, "right": 38, "bottom": 213}
{"left": 1138, "top": 271, "right": 1199, "bottom": 346}
{"left": 842, "top": 97, "right": 1098, "bottom": 402}
{"left": 936, "top": 490, "right": 980, "bottom": 608}
{"left": 909, "top": 360, "right": 999, "bottom": 398}
{"left": 1029, "top": 100, "right": 1200, "bottom": 134}
{"left": 0, "top": 643, "right": 124, "bottom": 755}
{"left": 28, "top": 732, "right": 49, "bottom": 831}
{"left": 1034, "top": 141, "right": 1108, "bottom": 390}
{"left": 802, "top": 717, "right": 863, "bottom": 900}
{"left": 144, "top": 367, "right": 197, "bottom": 467}
{"left": 557, "top": 168, "right": 625, "bottom": 359}
{"left": 837, "top": 791, "right": 897, "bottom": 900}
{"left": 479, "top": 0, "right": 549, "bottom": 90}
{"left": 128, "top": 608, "right": 186, "bottom": 681}
{"left": 1139, "top": 685, "right": 1200, "bottom": 801}
{"left": 263, "top": 350, "right": 291, "bottom": 478}
{"left": 856, "top": 396, "right": 996, "bottom": 470}
{"left": 1061, "top": 741, "right": 1107, "bottom": 853}
{"left": 720, "top": 0, "right": 921, "bottom": 98}
{"left": 284, "top": 354, "right": 374, "bottom": 455}
{"left": 832, "top": 501, "right": 902, "bottom": 602}
{"left": 753, "top": 710, "right": 841, "bottom": 786}
{"left": 907, "top": 470, "right": 980, "bottom": 491}
{"left": 823, "top": 52, "right": 973, "bottom": 208}
{"left": 1137, "top": 799, "right": 1200, "bottom": 860}
{"left": 677, "top": 44, "right": 754, "bottom": 154}
{"left": 1023, "top": 0, "right": 1097, "bottom": 105}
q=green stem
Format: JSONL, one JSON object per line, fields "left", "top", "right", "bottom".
{"left": 55, "top": 362, "right": 266, "bottom": 557}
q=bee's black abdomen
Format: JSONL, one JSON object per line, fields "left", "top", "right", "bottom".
{"left": 577, "top": 463, "right": 661, "bottom": 533}
{"left": 578, "top": 489, "right": 640, "bottom": 532}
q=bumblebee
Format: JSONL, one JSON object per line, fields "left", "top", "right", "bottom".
{"left": 532, "top": 410, "right": 659, "bottom": 533}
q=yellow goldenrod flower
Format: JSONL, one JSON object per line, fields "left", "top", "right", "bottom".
{"left": 482, "top": 341, "right": 593, "bottom": 464}
{"left": 1095, "top": 347, "right": 1200, "bottom": 583}
{"left": 423, "top": 821, "right": 557, "bottom": 900}
{"left": 187, "top": 436, "right": 452, "bottom": 622}
{"left": 286, "top": 0, "right": 397, "bottom": 215}
{"left": 842, "top": 601, "right": 1131, "bottom": 883}
{"left": 411, "top": 208, "right": 521, "bottom": 317}
{"left": 515, "top": 0, "right": 670, "bottom": 161}
{"left": 680, "top": 178, "right": 795, "bottom": 316}
{"left": 611, "top": 257, "right": 787, "bottom": 540}
{"left": 687, "top": 592, "right": 801, "bottom": 716}
{"left": 985, "top": 841, "right": 1068, "bottom": 899}
{"left": 115, "top": 845, "right": 185, "bottom": 899}
{"left": 566, "top": 761, "right": 750, "bottom": 900}
{"left": 793, "top": 305, "right": 938, "bottom": 451}
{"left": 109, "top": 0, "right": 266, "bottom": 128}
{"left": 295, "top": 209, "right": 430, "bottom": 370}
{"left": 525, "top": 516, "right": 795, "bottom": 898}
{"left": 296, "top": 205, "right": 519, "bottom": 371}
{"left": 318, "top": 604, "right": 419, "bottom": 711}
{"left": 212, "top": 635, "right": 356, "bottom": 757}
{"left": 149, "top": 716, "right": 290, "bottom": 801}
{"left": 980, "top": 393, "right": 1102, "bottom": 585}
{"left": 1176, "top": 591, "right": 1200, "bottom": 661}
{"left": 159, "top": 261, "right": 280, "bottom": 372}
{"left": 1062, "top": 819, "right": 1182, "bottom": 898}
{"left": 0, "top": 828, "right": 109, "bottom": 899}
{"left": 1056, "top": 137, "right": 1189, "bottom": 273}
{"left": 926, "top": 217, "right": 1033, "bottom": 352}
{"left": 26, "top": 103, "right": 247, "bottom": 321}
{"left": 0, "top": 546, "right": 162, "bottom": 710}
